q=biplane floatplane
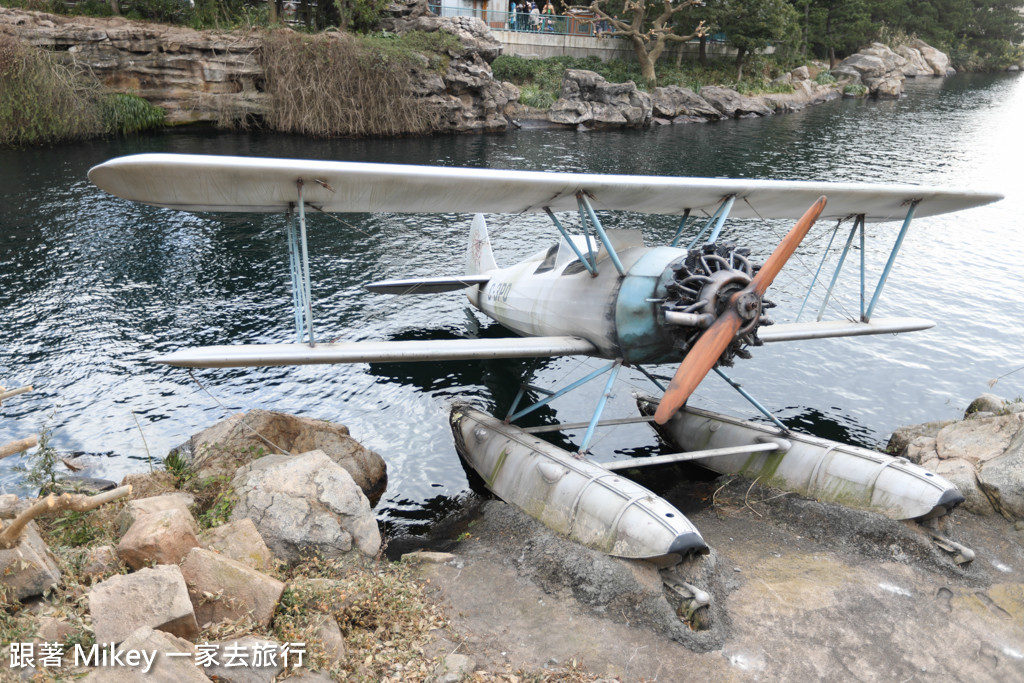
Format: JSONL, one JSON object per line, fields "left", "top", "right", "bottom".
{"left": 89, "top": 154, "right": 1002, "bottom": 564}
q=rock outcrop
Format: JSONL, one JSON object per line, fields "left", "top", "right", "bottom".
{"left": 833, "top": 40, "right": 952, "bottom": 98}
{"left": 549, "top": 69, "right": 652, "bottom": 128}
{"left": 0, "top": 4, "right": 516, "bottom": 133}
{"left": 889, "top": 393, "right": 1024, "bottom": 519}
{"left": 177, "top": 409, "right": 387, "bottom": 501}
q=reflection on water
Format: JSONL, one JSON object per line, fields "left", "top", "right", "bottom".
{"left": 1, "top": 74, "right": 1021, "bottom": 536}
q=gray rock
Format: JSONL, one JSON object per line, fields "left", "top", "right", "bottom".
{"left": 202, "top": 636, "right": 284, "bottom": 683}
{"left": 81, "top": 627, "right": 208, "bottom": 682}
{"left": 81, "top": 544, "right": 122, "bottom": 582}
{"left": 650, "top": 85, "right": 721, "bottom": 120}
{"left": 977, "top": 425, "right": 1024, "bottom": 520}
{"left": 965, "top": 393, "right": 1007, "bottom": 417}
{"left": 549, "top": 70, "right": 651, "bottom": 128}
{"left": 231, "top": 450, "right": 381, "bottom": 564}
{"left": 897, "top": 45, "right": 932, "bottom": 77}
{"left": 199, "top": 517, "right": 275, "bottom": 570}
{"left": 117, "top": 507, "right": 200, "bottom": 570}
{"left": 115, "top": 492, "right": 197, "bottom": 536}
{"left": 935, "top": 413, "right": 1024, "bottom": 465}
{"left": 932, "top": 457, "right": 989, "bottom": 514}
{"left": 834, "top": 45, "right": 907, "bottom": 98}
{"left": 790, "top": 65, "right": 810, "bottom": 81}
{"left": 88, "top": 565, "right": 199, "bottom": 644}
{"left": 697, "top": 86, "right": 773, "bottom": 118}
{"left": 179, "top": 547, "right": 284, "bottom": 628}
{"left": 887, "top": 420, "right": 955, "bottom": 456}
{"left": 433, "top": 653, "right": 476, "bottom": 683}
{"left": 311, "top": 616, "right": 346, "bottom": 665}
{"left": 912, "top": 39, "right": 951, "bottom": 76}
{"left": 0, "top": 522, "right": 61, "bottom": 601}
{"left": 178, "top": 409, "right": 387, "bottom": 501}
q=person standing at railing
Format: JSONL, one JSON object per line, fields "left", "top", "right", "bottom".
{"left": 542, "top": 1, "right": 556, "bottom": 32}
{"left": 509, "top": 0, "right": 518, "bottom": 30}
{"left": 529, "top": 2, "right": 541, "bottom": 32}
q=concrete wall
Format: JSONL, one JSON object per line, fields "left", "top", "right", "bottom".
{"left": 492, "top": 30, "right": 740, "bottom": 62}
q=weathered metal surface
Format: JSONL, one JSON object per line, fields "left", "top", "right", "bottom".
{"left": 88, "top": 154, "right": 1002, "bottom": 220}
{"left": 450, "top": 404, "right": 708, "bottom": 562}
{"left": 637, "top": 396, "right": 964, "bottom": 520}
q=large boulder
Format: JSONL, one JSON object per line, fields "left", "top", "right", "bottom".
{"left": 897, "top": 45, "right": 933, "bottom": 77}
{"left": 549, "top": 69, "right": 652, "bottom": 128}
{"left": 833, "top": 44, "right": 907, "bottom": 98}
{"left": 179, "top": 547, "right": 285, "bottom": 628}
{"left": 978, "top": 422, "right": 1024, "bottom": 520}
{"left": 116, "top": 507, "right": 201, "bottom": 570}
{"left": 230, "top": 450, "right": 381, "bottom": 564}
{"left": 199, "top": 517, "right": 275, "bottom": 570}
{"left": 177, "top": 409, "right": 387, "bottom": 502}
{"left": 88, "top": 565, "right": 199, "bottom": 644}
{"left": 912, "top": 38, "right": 953, "bottom": 75}
{"left": 650, "top": 85, "right": 722, "bottom": 121}
{"left": 697, "top": 86, "right": 774, "bottom": 118}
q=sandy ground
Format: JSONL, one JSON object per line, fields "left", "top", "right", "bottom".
{"left": 408, "top": 479, "right": 1024, "bottom": 683}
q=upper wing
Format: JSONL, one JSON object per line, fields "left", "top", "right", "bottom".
{"left": 89, "top": 154, "right": 1002, "bottom": 223}
{"left": 154, "top": 336, "right": 599, "bottom": 368}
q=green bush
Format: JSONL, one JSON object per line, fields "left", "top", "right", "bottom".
{"left": 99, "top": 93, "right": 165, "bottom": 134}
{"left": 815, "top": 70, "right": 837, "bottom": 85}
{"left": 843, "top": 83, "right": 868, "bottom": 97}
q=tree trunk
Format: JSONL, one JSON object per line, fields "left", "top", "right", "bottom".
{"left": 698, "top": 35, "right": 707, "bottom": 66}
{"left": 109, "top": 0, "right": 120, "bottom": 15}
{"left": 735, "top": 47, "right": 747, "bottom": 80}
{"left": 632, "top": 38, "right": 657, "bottom": 87}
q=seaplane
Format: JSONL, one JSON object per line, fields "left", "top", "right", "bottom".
{"left": 88, "top": 154, "right": 1002, "bottom": 565}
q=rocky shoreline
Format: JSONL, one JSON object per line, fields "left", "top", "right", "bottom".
{"left": 2, "top": 393, "right": 1023, "bottom": 680}
{"left": 1, "top": 5, "right": 955, "bottom": 136}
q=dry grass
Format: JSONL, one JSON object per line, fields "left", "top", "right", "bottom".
{"left": 260, "top": 30, "right": 441, "bottom": 138}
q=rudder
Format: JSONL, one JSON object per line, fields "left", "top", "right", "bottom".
{"left": 466, "top": 213, "right": 497, "bottom": 275}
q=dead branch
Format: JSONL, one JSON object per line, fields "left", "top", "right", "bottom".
{"left": 0, "top": 436, "right": 38, "bottom": 460}
{"left": 0, "top": 484, "right": 132, "bottom": 549}
{"left": 0, "top": 385, "right": 33, "bottom": 405}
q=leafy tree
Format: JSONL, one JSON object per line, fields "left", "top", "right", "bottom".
{"left": 799, "top": 0, "right": 875, "bottom": 65}
{"left": 716, "top": 0, "right": 800, "bottom": 77}
{"left": 572, "top": 0, "right": 707, "bottom": 86}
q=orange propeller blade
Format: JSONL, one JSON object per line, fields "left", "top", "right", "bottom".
{"left": 653, "top": 195, "right": 828, "bottom": 425}
{"left": 750, "top": 195, "right": 827, "bottom": 296}
{"left": 654, "top": 308, "right": 743, "bottom": 424}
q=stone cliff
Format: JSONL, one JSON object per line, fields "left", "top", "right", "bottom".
{"left": 0, "top": 5, "right": 516, "bottom": 132}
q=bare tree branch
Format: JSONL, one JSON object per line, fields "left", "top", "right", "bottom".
{"left": 0, "top": 485, "right": 132, "bottom": 549}
{"left": 0, "top": 436, "right": 38, "bottom": 460}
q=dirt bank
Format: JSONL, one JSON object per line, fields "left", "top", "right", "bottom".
{"left": 410, "top": 478, "right": 1024, "bottom": 682}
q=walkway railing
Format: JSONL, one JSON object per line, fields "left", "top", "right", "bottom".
{"left": 427, "top": 5, "right": 607, "bottom": 37}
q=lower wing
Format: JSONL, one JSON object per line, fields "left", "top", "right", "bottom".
{"left": 154, "top": 336, "right": 599, "bottom": 368}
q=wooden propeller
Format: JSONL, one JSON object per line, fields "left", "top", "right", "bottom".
{"left": 654, "top": 196, "right": 828, "bottom": 425}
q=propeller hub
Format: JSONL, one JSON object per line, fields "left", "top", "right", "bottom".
{"left": 660, "top": 244, "right": 764, "bottom": 363}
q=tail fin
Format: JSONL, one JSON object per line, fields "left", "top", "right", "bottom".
{"left": 466, "top": 213, "right": 497, "bottom": 275}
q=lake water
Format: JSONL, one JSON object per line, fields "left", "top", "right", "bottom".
{"left": 2, "top": 73, "right": 1022, "bottom": 536}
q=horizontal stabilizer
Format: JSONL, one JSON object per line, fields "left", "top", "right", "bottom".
{"left": 758, "top": 317, "right": 934, "bottom": 343}
{"left": 154, "top": 336, "right": 598, "bottom": 368}
{"left": 365, "top": 275, "right": 490, "bottom": 295}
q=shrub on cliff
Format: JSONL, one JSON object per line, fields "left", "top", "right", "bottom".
{"left": 0, "top": 36, "right": 166, "bottom": 146}
{"left": 260, "top": 30, "right": 455, "bottom": 137}
{"left": 0, "top": 33, "right": 103, "bottom": 146}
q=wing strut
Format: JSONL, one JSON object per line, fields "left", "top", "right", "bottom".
{"left": 287, "top": 180, "right": 316, "bottom": 344}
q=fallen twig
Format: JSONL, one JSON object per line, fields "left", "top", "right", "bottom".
{"left": 0, "top": 435, "right": 38, "bottom": 460}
